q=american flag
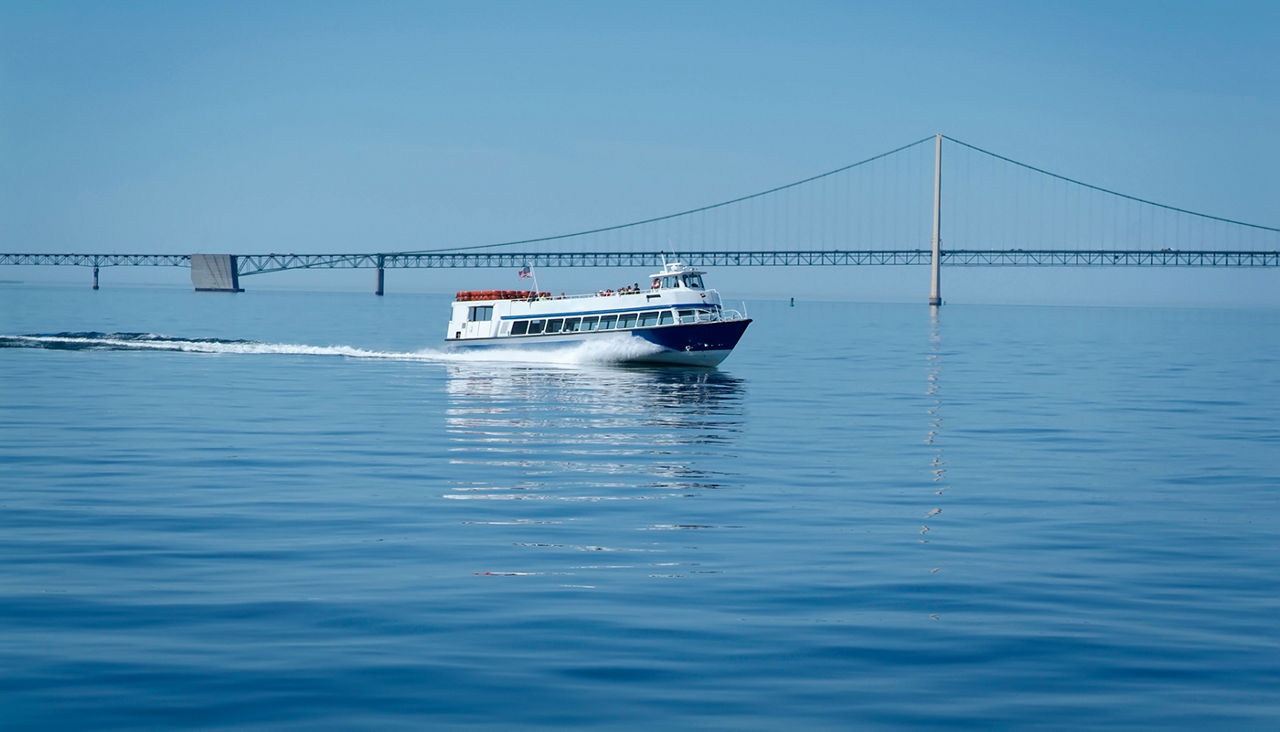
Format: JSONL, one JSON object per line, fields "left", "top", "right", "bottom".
{"left": 517, "top": 266, "right": 531, "bottom": 279}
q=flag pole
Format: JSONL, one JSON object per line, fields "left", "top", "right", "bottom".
{"left": 521, "top": 263, "right": 540, "bottom": 295}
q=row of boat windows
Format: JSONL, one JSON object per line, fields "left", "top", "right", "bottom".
{"left": 656, "top": 273, "right": 704, "bottom": 290}
{"left": 467, "top": 305, "right": 494, "bottom": 322}
{"left": 509, "top": 308, "right": 706, "bottom": 336}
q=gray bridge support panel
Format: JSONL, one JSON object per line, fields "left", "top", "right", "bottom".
{"left": 191, "top": 254, "right": 243, "bottom": 292}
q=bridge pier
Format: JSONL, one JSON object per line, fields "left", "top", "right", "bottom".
{"left": 92, "top": 266, "right": 99, "bottom": 290}
{"left": 190, "top": 254, "right": 243, "bottom": 292}
{"left": 375, "top": 261, "right": 385, "bottom": 296}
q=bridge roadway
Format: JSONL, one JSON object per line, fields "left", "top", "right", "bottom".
{"left": 4, "top": 249, "right": 1279, "bottom": 272}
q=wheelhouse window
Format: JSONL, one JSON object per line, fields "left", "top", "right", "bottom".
{"left": 511, "top": 320, "right": 529, "bottom": 335}
{"left": 682, "top": 274, "right": 704, "bottom": 289}
{"left": 527, "top": 319, "right": 545, "bottom": 335}
{"left": 468, "top": 305, "right": 493, "bottom": 322}
{"left": 617, "top": 313, "right": 637, "bottom": 329}
{"left": 638, "top": 311, "right": 659, "bottom": 327}
{"left": 599, "top": 315, "right": 617, "bottom": 330}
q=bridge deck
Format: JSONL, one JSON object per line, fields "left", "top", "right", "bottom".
{"left": 3, "top": 249, "right": 1277, "bottom": 272}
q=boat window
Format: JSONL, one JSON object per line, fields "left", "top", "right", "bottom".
{"left": 679, "top": 309, "right": 697, "bottom": 323}
{"left": 682, "top": 274, "right": 704, "bottom": 289}
{"left": 563, "top": 317, "right": 580, "bottom": 333}
{"left": 580, "top": 316, "right": 598, "bottom": 331}
{"left": 511, "top": 320, "right": 529, "bottom": 336}
{"left": 638, "top": 311, "right": 659, "bottom": 327}
{"left": 662, "top": 275, "right": 677, "bottom": 288}
{"left": 617, "top": 313, "right": 637, "bottom": 329}
{"left": 659, "top": 311, "right": 674, "bottom": 326}
{"left": 545, "top": 318, "right": 564, "bottom": 334}
{"left": 599, "top": 315, "right": 617, "bottom": 330}
{"left": 527, "top": 319, "right": 545, "bottom": 335}
{"left": 468, "top": 305, "right": 493, "bottom": 322}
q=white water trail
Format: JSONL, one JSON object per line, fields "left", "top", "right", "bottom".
{"left": 4, "top": 332, "right": 668, "bottom": 367}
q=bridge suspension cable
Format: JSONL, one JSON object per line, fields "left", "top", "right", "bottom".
{"left": 393, "top": 135, "right": 937, "bottom": 255}
{"left": 942, "top": 135, "right": 1279, "bottom": 233}
{"left": 380, "top": 133, "right": 1276, "bottom": 261}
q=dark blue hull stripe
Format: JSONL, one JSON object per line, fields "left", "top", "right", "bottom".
{"left": 451, "top": 319, "right": 751, "bottom": 354}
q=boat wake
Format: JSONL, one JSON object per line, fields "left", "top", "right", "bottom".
{"left": 0, "top": 331, "right": 669, "bottom": 367}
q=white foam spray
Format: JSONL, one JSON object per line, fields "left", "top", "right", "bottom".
{"left": 3, "top": 332, "right": 668, "bottom": 368}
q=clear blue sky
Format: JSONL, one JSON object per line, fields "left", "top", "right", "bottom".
{"left": 2, "top": 0, "right": 1277, "bottom": 305}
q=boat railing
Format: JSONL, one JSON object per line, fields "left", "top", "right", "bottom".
{"left": 545, "top": 288, "right": 702, "bottom": 301}
{"left": 701, "top": 289, "right": 747, "bottom": 321}
{"left": 539, "top": 291, "right": 639, "bottom": 301}
{"left": 680, "top": 307, "right": 747, "bottom": 324}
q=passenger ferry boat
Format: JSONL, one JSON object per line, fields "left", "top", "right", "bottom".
{"left": 446, "top": 261, "right": 751, "bottom": 366}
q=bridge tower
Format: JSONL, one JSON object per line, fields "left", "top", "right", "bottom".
{"left": 929, "top": 133, "right": 943, "bottom": 307}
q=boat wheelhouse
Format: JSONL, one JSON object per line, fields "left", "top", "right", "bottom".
{"left": 445, "top": 261, "right": 751, "bottom": 366}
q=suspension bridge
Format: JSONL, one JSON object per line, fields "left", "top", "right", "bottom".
{"left": 3, "top": 134, "right": 1276, "bottom": 304}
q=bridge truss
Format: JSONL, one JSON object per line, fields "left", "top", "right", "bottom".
{"left": 4, "top": 249, "right": 1276, "bottom": 272}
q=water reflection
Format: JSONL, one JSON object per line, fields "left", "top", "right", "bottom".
{"left": 925, "top": 311, "right": 947, "bottom": 497}
{"left": 444, "top": 363, "right": 745, "bottom": 442}
{"left": 441, "top": 363, "right": 747, "bottom": 581}
{"left": 445, "top": 366, "right": 747, "bottom": 583}
{"left": 924, "top": 309, "right": 947, "bottom": 617}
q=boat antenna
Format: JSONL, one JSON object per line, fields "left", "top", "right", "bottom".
{"left": 660, "top": 250, "right": 668, "bottom": 268}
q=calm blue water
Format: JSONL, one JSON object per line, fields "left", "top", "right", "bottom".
{"left": 2, "top": 285, "right": 1278, "bottom": 729}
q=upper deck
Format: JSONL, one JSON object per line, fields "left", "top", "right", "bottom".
{"left": 453, "top": 261, "right": 710, "bottom": 305}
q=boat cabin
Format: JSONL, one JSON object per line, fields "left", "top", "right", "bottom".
{"left": 649, "top": 262, "right": 706, "bottom": 291}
